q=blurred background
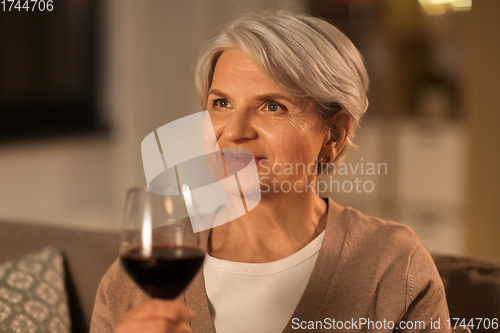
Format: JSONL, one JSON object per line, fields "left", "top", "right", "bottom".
{"left": 0, "top": 0, "right": 498, "bottom": 259}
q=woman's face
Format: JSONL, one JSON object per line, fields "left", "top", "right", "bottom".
{"left": 207, "top": 49, "right": 328, "bottom": 195}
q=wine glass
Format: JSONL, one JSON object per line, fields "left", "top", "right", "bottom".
{"left": 119, "top": 187, "right": 205, "bottom": 299}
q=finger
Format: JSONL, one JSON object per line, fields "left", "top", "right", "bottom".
{"left": 171, "top": 322, "right": 193, "bottom": 333}
{"left": 116, "top": 318, "right": 191, "bottom": 333}
{"left": 123, "top": 299, "right": 195, "bottom": 322}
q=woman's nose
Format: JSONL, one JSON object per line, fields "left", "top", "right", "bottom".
{"left": 220, "top": 109, "right": 257, "bottom": 142}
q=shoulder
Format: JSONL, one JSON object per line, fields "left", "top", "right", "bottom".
{"left": 330, "top": 205, "right": 442, "bottom": 290}
{"left": 341, "top": 206, "right": 422, "bottom": 258}
{"left": 340, "top": 208, "right": 450, "bottom": 325}
{"left": 317, "top": 202, "right": 448, "bottom": 323}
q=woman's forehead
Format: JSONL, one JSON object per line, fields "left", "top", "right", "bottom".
{"left": 211, "top": 50, "right": 294, "bottom": 99}
{"left": 213, "top": 50, "right": 271, "bottom": 84}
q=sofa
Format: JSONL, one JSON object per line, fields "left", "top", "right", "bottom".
{"left": 0, "top": 220, "right": 119, "bottom": 333}
{"left": 0, "top": 219, "right": 499, "bottom": 332}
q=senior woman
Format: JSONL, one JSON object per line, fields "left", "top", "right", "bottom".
{"left": 90, "top": 11, "right": 451, "bottom": 333}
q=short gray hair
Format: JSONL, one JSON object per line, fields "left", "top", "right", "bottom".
{"left": 195, "top": 11, "right": 369, "bottom": 167}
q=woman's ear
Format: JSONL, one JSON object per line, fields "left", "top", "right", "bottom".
{"left": 320, "top": 110, "right": 353, "bottom": 161}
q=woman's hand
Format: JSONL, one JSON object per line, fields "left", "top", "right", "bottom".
{"left": 114, "top": 299, "right": 195, "bottom": 333}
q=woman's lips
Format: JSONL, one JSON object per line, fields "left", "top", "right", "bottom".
{"left": 222, "top": 152, "right": 267, "bottom": 168}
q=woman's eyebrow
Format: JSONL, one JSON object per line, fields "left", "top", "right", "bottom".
{"left": 255, "top": 93, "right": 295, "bottom": 104}
{"left": 208, "top": 89, "right": 229, "bottom": 98}
{"left": 209, "top": 89, "right": 296, "bottom": 104}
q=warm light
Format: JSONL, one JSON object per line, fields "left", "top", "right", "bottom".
{"left": 181, "top": 184, "right": 197, "bottom": 229}
{"left": 182, "top": 184, "right": 194, "bottom": 215}
{"left": 450, "top": 0, "right": 472, "bottom": 11}
{"left": 419, "top": 0, "right": 471, "bottom": 15}
{"left": 164, "top": 196, "right": 174, "bottom": 216}
{"left": 142, "top": 198, "right": 152, "bottom": 257}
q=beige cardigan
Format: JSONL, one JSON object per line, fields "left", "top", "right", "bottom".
{"left": 90, "top": 198, "right": 451, "bottom": 332}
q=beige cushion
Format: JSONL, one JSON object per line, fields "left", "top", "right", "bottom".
{"left": 0, "top": 246, "right": 70, "bottom": 332}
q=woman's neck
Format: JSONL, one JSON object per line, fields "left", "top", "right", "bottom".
{"left": 207, "top": 192, "right": 328, "bottom": 263}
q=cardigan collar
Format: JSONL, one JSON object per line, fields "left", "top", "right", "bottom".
{"left": 185, "top": 197, "right": 349, "bottom": 333}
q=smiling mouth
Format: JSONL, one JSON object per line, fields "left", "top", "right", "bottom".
{"left": 221, "top": 150, "right": 267, "bottom": 168}
{"left": 223, "top": 154, "right": 265, "bottom": 163}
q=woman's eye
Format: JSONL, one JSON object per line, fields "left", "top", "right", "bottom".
{"left": 265, "top": 102, "right": 285, "bottom": 112}
{"left": 214, "top": 99, "right": 230, "bottom": 108}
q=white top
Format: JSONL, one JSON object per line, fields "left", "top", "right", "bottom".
{"left": 203, "top": 231, "right": 325, "bottom": 333}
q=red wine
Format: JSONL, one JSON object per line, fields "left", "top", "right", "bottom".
{"left": 121, "top": 246, "right": 205, "bottom": 299}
